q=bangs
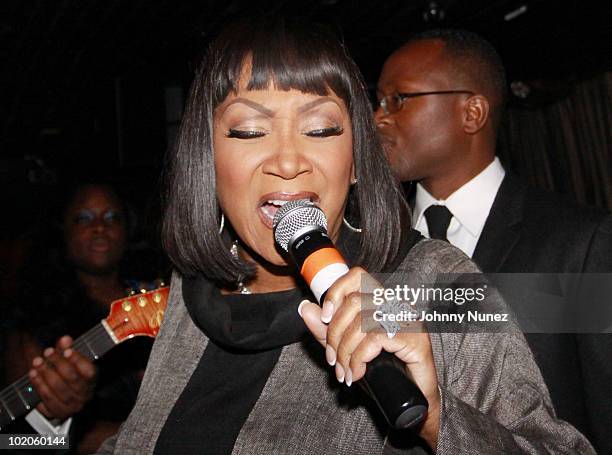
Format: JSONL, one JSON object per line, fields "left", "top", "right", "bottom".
{"left": 209, "top": 19, "right": 353, "bottom": 108}
{"left": 162, "top": 17, "right": 408, "bottom": 281}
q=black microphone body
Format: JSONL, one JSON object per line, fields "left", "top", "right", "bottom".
{"left": 274, "top": 200, "right": 428, "bottom": 430}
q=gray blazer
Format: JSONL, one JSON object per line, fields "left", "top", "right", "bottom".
{"left": 98, "top": 240, "right": 594, "bottom": 454}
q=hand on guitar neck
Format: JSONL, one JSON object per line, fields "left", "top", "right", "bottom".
{"left": 3, "top": 331, "right": 97, "bottom": 427}
{"left": 1, "top": 287, "right": 169, "bottom": 433}
{"left": 27, "top": 335, "right": 97, "bottom": 422}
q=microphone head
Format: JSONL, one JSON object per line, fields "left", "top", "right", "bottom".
{"left": 273, "top": 199, "right": 327, "bottom": 252}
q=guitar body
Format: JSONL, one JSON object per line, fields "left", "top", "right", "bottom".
{"left": 0, "top": 287, "right": 169, "bottom": 431}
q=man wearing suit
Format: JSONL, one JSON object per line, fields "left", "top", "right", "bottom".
{"left": 375, "top": 28, "right": 612, "bottom": 453}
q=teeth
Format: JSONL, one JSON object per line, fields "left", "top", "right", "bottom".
{"left": 267, "top": 200, "right": 290, "bottom": 206}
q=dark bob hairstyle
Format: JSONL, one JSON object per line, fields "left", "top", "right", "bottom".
{"left": 162, "top": 18, "right": 410, "bottom": 284}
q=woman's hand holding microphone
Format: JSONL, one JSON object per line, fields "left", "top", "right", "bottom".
{"left": 298, "top": 267, "right": 441, "bottom": 450}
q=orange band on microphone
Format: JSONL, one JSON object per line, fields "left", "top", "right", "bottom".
{"left": 301, "top": 248, "right": 346, "bottom": 285}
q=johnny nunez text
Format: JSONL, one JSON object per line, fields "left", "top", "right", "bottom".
{"left": 373, "top": 310, "right": 509, "bottom": 324}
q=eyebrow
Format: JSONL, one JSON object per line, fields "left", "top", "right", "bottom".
{"left": 297, "top": 97, "right": 338, "bottom": 113}
{"left": 224, "top": 98, "right": 275, "bottom": 117}
{"left": 223, "top": 96, "right": 339, "bottom": 117}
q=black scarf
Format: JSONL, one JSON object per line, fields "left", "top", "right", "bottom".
{"left": 181, "top": 226, "right": 422, "bottom": 351}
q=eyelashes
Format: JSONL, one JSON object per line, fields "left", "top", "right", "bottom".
{"left": 304, "top": 126, "right": 344, "bottom": 138}
{"left": 226, "top": 129, "right": 266, "bottom": 139}
{"left": 226, "top": 126, "right": 344, "bottom": 139}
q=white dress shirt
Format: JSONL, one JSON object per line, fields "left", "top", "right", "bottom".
{"left": 26, "top": 409, "right": 72, "bottom": 435}
{"left": 413, "top": 157, "right": 505, "bottom": 258}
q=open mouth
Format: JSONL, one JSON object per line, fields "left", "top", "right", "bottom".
{"left": 257, "top": 191, "right": 319, "bottom": 229}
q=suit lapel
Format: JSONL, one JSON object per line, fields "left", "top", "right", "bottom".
{"left": 472, "top": 173, "right": 525, "bottom": 273}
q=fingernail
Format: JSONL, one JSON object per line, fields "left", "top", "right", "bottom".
{"left": 325, "top": 344, "right": 336, "bottom": 366}
{"left": 346, "top": 368, "right": 353, "bottom": 387}
{"left": 43, "top": 348, "right": 54, "bottom": 357}
{"left": 32, "top": 357, "right": 43, "bottom": 367}
{"left": 297, "top": 300, "right": 309, "bottom": 318}
{"left": 63, "top": 348, "right": 72, "bottom": 358}
{"left": 387, "top": 331, "right": 396, "bottom": 339}
{"left": 336, "top": 363, "right": 345, "bottom": 383}
{"left": 321, "top": 301, "right": 334, "bottom": 323}
{"left": 29, "top": 369, "right": 37, "bottom": 379}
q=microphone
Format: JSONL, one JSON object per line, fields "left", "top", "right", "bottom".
{"left": 273, "top": 199, "right": 428, "bottom": 430}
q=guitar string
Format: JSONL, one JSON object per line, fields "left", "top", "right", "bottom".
{"left": 0, "top": 298, "right": 165, "bottom": 404}
{"left": 0, "top": 321, "right": 127, "bottom": 403}
{"left": 0, "top": 324, "right": 109, "bottom": 404}
{"left": 0, "top": 299, "right": 168, "bottom": 425}
{"left": 0, "top": 315, "right": 139, "bottom": 399}
{"left": 0, "top": 327, "right": 125, "bottom": 415}
{"left": 0, "top": 291, "right": 167, "bottom": 406}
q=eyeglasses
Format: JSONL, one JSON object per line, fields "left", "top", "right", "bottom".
{"left": 378, "top": 90, "right": 475, "bottom": 115}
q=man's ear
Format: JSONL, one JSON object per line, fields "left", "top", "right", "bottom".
{"left": 463, "top": 95, "right": 490, "bottom": 134}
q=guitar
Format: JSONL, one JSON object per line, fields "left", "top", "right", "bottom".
{"left": 0, "top": 287, "right": 169, "bottom": 431}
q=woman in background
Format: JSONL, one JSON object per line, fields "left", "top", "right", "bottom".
{"left": 3, "top": 182, "right": 155, "bottom": 454}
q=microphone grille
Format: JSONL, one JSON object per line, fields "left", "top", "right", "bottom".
{"left": 273, "top": 199, "right": 327, "bottom": 251}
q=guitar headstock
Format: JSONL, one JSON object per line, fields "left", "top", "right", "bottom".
{"left": 105, "top": 287, "right": 169, "bottom": 342}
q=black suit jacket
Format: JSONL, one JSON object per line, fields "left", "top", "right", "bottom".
{"left": 472, "top": 172, "right": 612, "bottom": 453}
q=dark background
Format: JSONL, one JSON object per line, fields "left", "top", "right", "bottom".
{"left": 1, "top": 0, "right": 611, "bottom": 272}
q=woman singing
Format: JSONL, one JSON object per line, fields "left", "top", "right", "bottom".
{"left": 97, "top": 18, "right": 593, "bottom": 454}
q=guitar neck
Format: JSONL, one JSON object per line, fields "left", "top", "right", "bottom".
{"left": 0, "top": 322, "right": 116, "bottom": 431}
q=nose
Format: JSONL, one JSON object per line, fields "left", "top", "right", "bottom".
{"left": 374, "top": 102, "right": 387, "bottom": 124}
{"left": 90, "top": 217, "right": 107, "bottom": 233}
{"left": 262, "top": 133, "right": 312, "bottom": 180}
{"left": 374, "top": 104, "right": 391, "bottom": 129}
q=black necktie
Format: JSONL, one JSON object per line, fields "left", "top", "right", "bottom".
{"left": 424, "top": 205, "right": 453, "bottom": 241}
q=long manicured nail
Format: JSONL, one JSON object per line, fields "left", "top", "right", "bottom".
{"left": 321, "top": 301, "right": 334, "bottom": 323}
{"left": 336, "top": 363, "right": 345, "bottom": 383}
{"left": 346, "top": 368, "right": 353, "bottom": 387}
{"left": 325, "top": 344, "right": 336, "bottom": 366}
{"left": 297, "top": 300, "right": 309, "bottom": 318}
